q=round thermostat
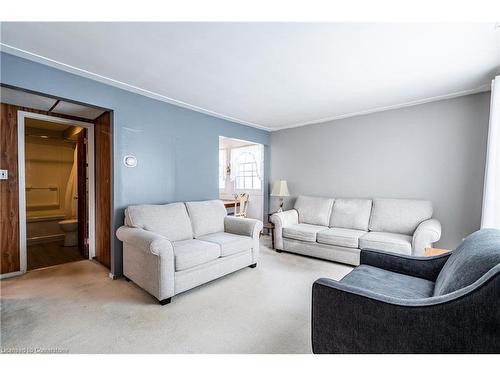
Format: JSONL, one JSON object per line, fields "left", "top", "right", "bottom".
{"left": 123, "top": 155, "right": 138, "bottom": 168}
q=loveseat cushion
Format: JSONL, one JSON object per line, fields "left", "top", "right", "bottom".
{"left": 369, "top": 198, "right": 433, "bottom": 235}
{"left": 172, "top": 239, "right": 221, "bottom": 271}
{"left": 433, "top": 229, "right": 500, "bottom": 296}
{"left": 341, "top": 265, "right": 435, "bottom": 299}
{"left": 198, "top": 232, "right": 253, "bottom": 257}
{"left": 185, "top": 200, "right": 227, "bottom": 238}
{"left": 294, "top": 195, "right": 334, "bottom": 226}
{"left": 359, "top": 232, "right": 412, "bottom": 254}
{"left": 317, "top": 228, "right": 367, "bottom": 248}
{"left": 283, "top": 223, "right": 328, "bottom": 242}
{"left": 125, "top": 202, "right": 193, "bottom": 241}
{"left": 330, "top": 199, "right": 372, "bottom": 231}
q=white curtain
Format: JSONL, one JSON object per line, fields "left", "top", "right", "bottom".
{"left": 229, "top": 144, "right": 263, "bottom": 181}
{"left": 65, "top": 146, "right": 78, "bottom": 219}
{"left": 481, "top": 76, "right": 500, "bottom": 229}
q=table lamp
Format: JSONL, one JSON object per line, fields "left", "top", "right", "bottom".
{"left": 271, "top": 180, "right": 290, "bottom": 212}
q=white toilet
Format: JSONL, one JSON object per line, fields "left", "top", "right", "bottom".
{"left": 59, "top": 219, "right": 78, "bottom": 247}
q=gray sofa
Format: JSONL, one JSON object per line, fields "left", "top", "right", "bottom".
{"left": 116, "top": 200, "right": 263, "bottom": 305}
{"left": 270, "top": 196, "right": 441, "bottom": 265}
{"left": 312, "top": 229, "right": 500, "bottom": 353}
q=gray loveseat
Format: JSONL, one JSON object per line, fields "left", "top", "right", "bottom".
{"left": 270, "top": 196, "right": 441, "bottom": 265}
{"left": 116, "top": 200, "right": 263, "bottom": 305}
{"left": 312, "top": 229, "right": 500, "bottom": 353}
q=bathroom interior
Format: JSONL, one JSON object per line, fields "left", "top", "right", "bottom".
{"left": 25, "top": 117, "right": 87, "bottom": 270}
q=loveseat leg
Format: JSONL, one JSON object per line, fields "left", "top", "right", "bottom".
{"left": 276, "top": 249, "right": 283, "bottom": 253}
{"left": 159, "top": 298, "right": 172, "bottom": 305}
{"left": 249, "top": 263, "right": 257, "bottom": 268}
{"left": 124, "top": 276, "right": 131, "bottom": 282}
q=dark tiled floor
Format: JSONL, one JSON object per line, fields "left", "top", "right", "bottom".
{"left": 27, "top": 240, "right": 84, "bottom": 271}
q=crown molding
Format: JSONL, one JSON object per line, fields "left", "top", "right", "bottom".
{"left": 272, "top": 84, "right": 492, "bottom": 131}
{"left": 1, "top": 43, "right": 492, "bottom": 133}
{"left": 0, "top": 43, "right": 273, "bottom": 131}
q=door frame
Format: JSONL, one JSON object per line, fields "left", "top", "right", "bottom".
{"left": 17, "top": 110, "right": 96, "bottom": 274}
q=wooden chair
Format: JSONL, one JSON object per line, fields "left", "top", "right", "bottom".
{"left": 234, "top": 193, "right": 249, "bottom": 218}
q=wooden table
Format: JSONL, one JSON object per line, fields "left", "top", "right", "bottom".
{"left": 222, "top": 200, "right": 236, "bottom": 209}
{"left": 424, "top": 247, "right": 450, "bottom": 257}
{"left": 262, "top": 222, "right": 275, "bottom": 249}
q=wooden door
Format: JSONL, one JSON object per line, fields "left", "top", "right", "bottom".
{"left": 0, "top": 103, "right": 20, "bottom": 275}
{"left": 77, "top": 128, "right": 89, "bottom": 259}
{"left": 94, "top": 112, "right": 111, "bottom": 268}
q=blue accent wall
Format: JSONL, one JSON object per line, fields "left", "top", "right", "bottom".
{"left": 1, "top": 52, "right": 270, "bottom": 275}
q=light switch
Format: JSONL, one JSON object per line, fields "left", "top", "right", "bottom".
{"left": 0, "top": 169, "right": 8, "bottom": 180}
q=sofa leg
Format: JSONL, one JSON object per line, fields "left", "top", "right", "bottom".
{"left": 159, "top": 298, "right": 172, "bottom": 305}
{"left": 249, "top": 263, "right": 257, "bottom": 268}
{"left": 124, "top": 276, "right": 131, "bottom": 282}
{"left": 276, "top": 249, "right": 283, "bottom": 253}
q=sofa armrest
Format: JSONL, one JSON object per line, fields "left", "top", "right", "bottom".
{"left": 412, "top": 219, "right": 442, "bottom": 256}
{"left": 116, "top": 226, "right": 174, "bottom": 258}
{"left": 360, "top": 248, "right": 451, "bottom": 281}
{"left": 224, "top": 216, "right": 263, "bottom": 238}
{"left": 270, "top": 209, "right": 299, "bottom": 250}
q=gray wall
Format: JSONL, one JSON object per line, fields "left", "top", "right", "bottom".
{"left": 1, "top": 52, "right": 270, "bottom": 276}
{"left": 270, "top": 92, "right": 490, "bottom": 249}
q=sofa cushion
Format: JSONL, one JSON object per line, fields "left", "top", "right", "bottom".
{"left": 359, "top": 232, "right": 412, "bottom": 254}
{"left": 283, "top": 223, "right": 328, "bottom": 242}
{"left": 125, "top": 202, "right": 193, "bottom": 241}
{"left": 172, "top": 239, "right": 221, "bottom": 271}
{"left": 369, "top": 198, "right": 433, "bottom": 235}
{"left": 341, "top": 265, "right": 435, "bottom": 299}
{"left": 294, "top": 195, "right": 334, "bottom": 226}
{"left": 330, "top": 199, "right": 372, "bottom": 231}
{"left": 198, "top": 232, "right": 253, "bottom": 257}
{"left": 185, "top": 200, "right": 227, "bottom": 238}
{"left": 433, "top": 229, "right": 500, "bottom": 296}
{"left": 317, "top": 228, "right": 367, "bottom": 248}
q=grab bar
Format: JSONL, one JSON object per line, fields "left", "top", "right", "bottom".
{"left": 25, "top": 186, "right": 58, "bottom": 191}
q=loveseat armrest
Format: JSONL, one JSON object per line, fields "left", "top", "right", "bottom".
{"left": 412, "top": 219, "right": 442, "bottom": 256}
{"left": 224, "top": 216, "right": 263, "bottom": 238}
{"left": 116, "top": 226, "right": 174, "bottom": 259}
{"left": 224, "top": 216, "right": 263, "bottom": 264}
{"left": 360, "top": 248, "right": 451, "bottom": 281}
{"left": 270, "top": 209, "right": 299, "bottom": 250}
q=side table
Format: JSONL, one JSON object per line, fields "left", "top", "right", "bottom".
{"left": 262, "top": 222, "right": 275, "bottom": 249}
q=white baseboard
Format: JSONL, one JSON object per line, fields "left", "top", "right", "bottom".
{"left": 0, "top": 271, "right": 23, "bottom": 280}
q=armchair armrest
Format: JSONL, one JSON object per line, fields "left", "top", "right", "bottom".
{"left": 224, "top": 216, "right": 263, "bottom": 238}
{"left": 116, "top": 226, "right": 174, "bottom": 258}
{"left": 360, "top": 248, "right": 451, "bottom": 281}
{"left": 412, "top": 218, "right": 442, "bottom": 256}
{"left": 270, "top": 209, "right": 299, "bottom": 250}
{"left": 312, "top": 268, "right": 500, "bottom": 353}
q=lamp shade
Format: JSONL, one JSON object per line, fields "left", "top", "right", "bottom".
{"left": 271, "top": 180, "right": 290, "bottom": 197}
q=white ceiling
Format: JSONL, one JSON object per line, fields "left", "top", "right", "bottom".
{"left": 1, "top": 22, "right": 499, "bottom": 130}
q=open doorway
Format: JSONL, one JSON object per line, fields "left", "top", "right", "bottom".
{"left": 0, "top": 85, "right": 112, "bottom": 279}
{"left": 20, "top": 113, "right": 95, "bottom": 271}
{"left": 219, "top": 136, "right": 264, "bottom": 221}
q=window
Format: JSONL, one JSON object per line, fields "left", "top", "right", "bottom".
{"left": 219, "top": 149, "right": 226, "bottom": 189}
{"left": 231, "top": 146, "right": 262, "bottom": 190}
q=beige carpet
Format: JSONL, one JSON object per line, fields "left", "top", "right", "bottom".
{"left": 0, "top": 237, "right": 352, "bottom": 353}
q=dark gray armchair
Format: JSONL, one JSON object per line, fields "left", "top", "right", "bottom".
{"left": 312, "top": 229, "right": 500, "bottom": 353}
